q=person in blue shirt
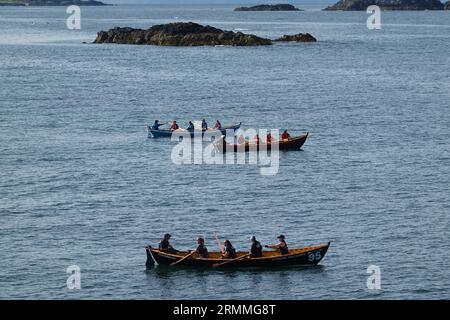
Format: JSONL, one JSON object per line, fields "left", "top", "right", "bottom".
{"left": 187, "top": 121, "right": 195, "bottom": 131}
{"left": 201, "top": 119, "right": 208, "bottom": 130}
{"left": 195, "top": 237, "right": 209, "bottom": 258}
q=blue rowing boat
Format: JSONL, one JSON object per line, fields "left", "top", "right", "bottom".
{"left": 147, "top": 123, "right": 242, "bottom": 138}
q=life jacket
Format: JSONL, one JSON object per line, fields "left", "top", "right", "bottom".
{"left": 279, "top": 241, "right": 289, "bottom": 255}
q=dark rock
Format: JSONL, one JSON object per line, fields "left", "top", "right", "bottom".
{"left": 324, "top": 0, "right": 445, "bottom": 11}
{"left": 234, "top": 4, "right": 301, "bottom": 11}
{"left": 94, "top": 22, "right": 273, "bottom": 46}
{"left": 274, "top": 33, "right": 317, "bottom": 42}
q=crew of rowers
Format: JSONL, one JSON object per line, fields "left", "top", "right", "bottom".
{"left": 151, "top": 119, "right": 292, "bottom": 143}
{"left": 158, "top": 233, "right": 289, "bottom": 259}
{"left": 151, "top": 119, "right": 220, "bottom": 131}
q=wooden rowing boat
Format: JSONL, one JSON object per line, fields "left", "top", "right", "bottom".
{"left": 214, "top": 133, "right": 308, "bottom": 153}
{"left": 148, "top": 123, "right": 242, "bottom": 138}
{"left": 145, "top": 241, "right": 330, "bottom": 268}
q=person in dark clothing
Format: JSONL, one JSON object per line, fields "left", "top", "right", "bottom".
{"left": 265, "top": 235, "right": 289, "bottom": 255}
{"left": 187, "top": 121, "right": 195, "bottom": 131}
{"left": 152, "top": 120, "right": 163, "bottom": 130}
{"left": 222, "top": 240, "right": 236, "bottom": 259}
{"left": 195, "top": 237, "right": 209, "bottom": 258}
{"left": 249, "top": 236, "right": 263, "bottom": 258}
{"left": 201, "top": 119, "right": 208, "bottom": 130}
{"left": 159, "top": 233, "right": 178, "bottom": 253}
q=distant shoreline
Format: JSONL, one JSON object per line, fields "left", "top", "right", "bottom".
{"left": 0, "top": 0, "right": 108, "bottom": 6}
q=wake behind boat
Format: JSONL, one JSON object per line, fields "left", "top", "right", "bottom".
{"left": 147, "top": 122, "right": 242, "bottom": 138}
{"left": 145, "top": 242, "right": 330, "bottom": 268}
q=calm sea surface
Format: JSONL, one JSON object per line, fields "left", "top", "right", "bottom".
{"left": 0, "top": 4, "right": 449, "bottom": 299}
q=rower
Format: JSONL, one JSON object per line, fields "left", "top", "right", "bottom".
{"left": 187, "top": 121, "right": 195, "bottom": 131}
{"left": 152, "top": 120, "right": 163, "bottom": 130}
{"left": 214, "top": 120, "right": 222, "bottom": 130}
{"left": 195, "top": 237, "right": 209, "bottom": 258}
{"left": 159, "top": 233, "right": 178, "bottom": 253}
{"left": 254, "top": 134, "right": 260, "bottom": 145}
{"left": 170, "top": 121, "right": 179, "bottom": 130}
{"left": 237, "top": 135, "right": 246, "bottom": 145}
{"left": 266, "top": 133, "right": 272, "bottom": 144}
{"left": 222, "top": 240, "right": 236, "bottom": 259}
{"left": 249, "top": 236, "right": 263, "bottom": 258}
{"left": 281, "top": 130, "right": 291, "bottom": 141}
{"left": 265, "top": 235, "right": 289, "bottom": 255}
{"left": 201, "top": 119, "right": 208, "bottom": 130}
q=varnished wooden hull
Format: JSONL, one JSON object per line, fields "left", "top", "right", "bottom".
{"left": 145, "top": 242, "right": 329, "bottom": 268}
{"left": 215, "top": 133, "right": 308, "bottom": 153}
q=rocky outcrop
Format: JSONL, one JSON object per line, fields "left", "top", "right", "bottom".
{"left": 444, "top": 1, "right": 450, "bottom": 9}
{"left": 274, "top": 33, "right": 317, "bottom": 42}
{"left": 95, "top": 22, "right": 318, "bottom": 46}
{"left": 324, "top": 0, "right": 445, "bottom": 10}
{"left": 234, "top": 4, "right": 301, "bottom": 11}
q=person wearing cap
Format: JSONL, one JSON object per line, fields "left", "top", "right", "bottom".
{"left": 265, "top": 235, "right": 289, "bottom": 255}
{"left": 195, "top": 237, "right": 209, "bottom": 258}
{"left": 221, "top": 240, "right": 236, "bottom": 259}
{"left": 249, "top": 236, "right": 263, "bottom": 258}
{"left": 159, "top": 233, "right": 178, "bottom": 253}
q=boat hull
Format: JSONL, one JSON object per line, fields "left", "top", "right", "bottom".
{"left": 215, "top": 133, "right": 308, "bottom": 153}
{"left": 146, "top": 242, "right": 329, "bottom": 269}
{"left": 148, "top": 123, "right": 241, "bottom": 138}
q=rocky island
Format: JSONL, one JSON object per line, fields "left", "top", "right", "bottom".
{"left": 94, "top": 22, "right": 317, "bottom": 46}
{"left": 324, "top": 0, "right": 445, "bottom": 10}
{"left": 234, "top": 4, "right": 301, "bottom": 11}
{"left": 0, "top": 0, "right": 107, "bottom": 5}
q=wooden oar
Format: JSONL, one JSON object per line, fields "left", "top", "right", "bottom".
{"left": 214, "top": 233, "right": 225, "bottom": 252}
{"left": 212, "top": 253, "right": 252, "bottom": 268}
{"left": 170, "top": 250, "right": 196, "bottom": 266}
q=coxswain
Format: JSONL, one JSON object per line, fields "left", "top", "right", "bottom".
{"left": 281, "top": 130, "right": 291, "bottom": 141}
{"left": 159, "top": 233, "right": 178, "bottom": 253}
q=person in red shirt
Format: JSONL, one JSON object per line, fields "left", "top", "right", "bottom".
{"left": 170, "top": 121, "right": 179, "bottom": 130}
{"left": 281, "top": 130, "right": 291, "bottom": 141}
{"left": 266, "top": 133, "right": 272, "bottom": 144}
{"left": 214, "top": 120, "right": 222, "bottom": 130}
{"left": 237, "top": 135, "right": 246, "bottom": 144}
